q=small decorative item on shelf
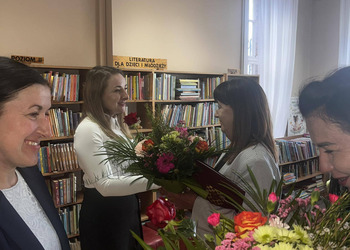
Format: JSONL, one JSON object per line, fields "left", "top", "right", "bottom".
{"left": 101, "top": 106, "right": 222, "bottom": 195}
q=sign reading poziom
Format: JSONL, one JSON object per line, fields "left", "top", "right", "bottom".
{"left": 11, "top": 55, "right": 44, "bottom": 64}
{"left": 113, "top": 56, "right": 167, "bottom": 70}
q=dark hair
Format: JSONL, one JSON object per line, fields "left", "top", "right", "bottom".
{"left": 299, "top": 66, "right": 350, "bottom": 133}
{"left": 0, "top": 56, "right": 49, "bottom": 114}
{"left": 214, "top": 78, "right": 276, "bottom": 163}
{"left": 83, "top": 66, "right": 131, "bottom": 139}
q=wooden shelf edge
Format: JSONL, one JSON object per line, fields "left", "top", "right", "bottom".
{"left": 52, "top": 101, "right": 83, "bottom": 105}
{"left": 279, "top": 156, "right": 319, "bottom": 166}
{"left": 154, "top": 99, "right": 215, "bottom": 103}
{"left": 141, "top": 214, "right": 149, "bottom": 222}
{"left": 68, "top": 233, "right": 80, "bottom": 239}
{"left": 283, "top": 171, "right": 323, "bottom": 186}
{"left": 41, "top": 136, "right": 74, "bottom": 142}
{"left": 31, "top": 65, "right": 92, "bottom": 70}
{"left": 55, "top": 192, "right": 83, "bottom": 208}
{"left": 42, "top": 168, "right": 81, "bottom": 176}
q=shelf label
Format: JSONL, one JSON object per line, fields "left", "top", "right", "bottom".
{"left": 113, "top": 56, "right": 167, "bottom": 70}
{"left": 11, "top": 55, "right": 44, "bottom": 64}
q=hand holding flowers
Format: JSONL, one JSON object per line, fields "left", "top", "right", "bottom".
{"left": 102, "top": 107, "right": 221, "bottom": 195}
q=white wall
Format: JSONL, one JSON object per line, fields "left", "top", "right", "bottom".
{"left": 111, "top": 0, "right": 242, "bottom": 73}
{"left": 310, "top": 0, "right": 340, "bottom": 78}
{"left": 292, "top": 0, "right": 341, "bottom": 96}
{"left": 292, "top": 0, "right": 313, "bottom": 96}
{"left": 0, "top": 0, "right": 99, "bottom": 67}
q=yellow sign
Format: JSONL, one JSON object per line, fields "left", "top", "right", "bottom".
{"left": 11, "top": 55, "right": 44, "bottom": 64}
{"left": 113, "top": 56, "right": 167, "bottom": 70}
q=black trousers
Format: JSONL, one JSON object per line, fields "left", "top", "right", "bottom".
{"left": 79, "top": 188, "right": 143, "bottom": 250}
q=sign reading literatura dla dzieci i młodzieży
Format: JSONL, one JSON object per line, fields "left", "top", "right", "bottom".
{"left": 113, "top": 56, "right": 167, "bottom": 70}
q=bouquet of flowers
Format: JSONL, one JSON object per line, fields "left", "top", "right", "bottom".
{"left": 130, "top": 169, "right": 350, "bottom": 249}
{"left": 209, "top": 189, "right": 350, "bottom": 250}
{"left": 102, "top": 106, "right": 222, "bottom": 194}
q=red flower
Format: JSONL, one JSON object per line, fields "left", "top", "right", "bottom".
{"left": 329, "top": 194, "right": 339, "bottom": 204}
{"left": 195, "top": 140, "right": 209, "bottom": 153}
{"left": 207, "top": 213, "right": 221, "bottom": 227}
{"left": 156, "top": 153, "right": 175, "bottom": 174}
{"left": 146, "top": 197, "right": 176, "bottom": 228}
{"left": 124, "top": 112, "right": 138, "bottom": 126}
{"left": 142, "top": 139, "right": 154, "bottom": 152}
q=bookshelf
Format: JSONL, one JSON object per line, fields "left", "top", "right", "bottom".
{"left": 123, "top": 68, "right": 233, "bottom": 151}
{"left": 275, "top": 135, "right": 326, "bottom": 198}
{"left": 33, "top": 65, "right": 88, "bottom": 249}
{"left": 33, "top": 65, "right": 159, "bottom": 247}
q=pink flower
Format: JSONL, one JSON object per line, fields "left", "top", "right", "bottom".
{"left": 329, "top": 194, "right": 339, "bottom": 204}
{"left": 135, "top": 139, "right": 146, "bottom": 157}
{"left": 207, "top": 213, "right": 221, "bottom": 227}
{"left": 174, "top": 126, "right": 188, "bottom": 137}
{"left": 156, "top": 153, "right": 175, "bottom": 173}
{"left": 268, "top": 192, "right": 278, "bottom": 203}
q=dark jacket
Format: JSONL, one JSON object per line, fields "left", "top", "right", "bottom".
{"left": 0, "top": 166, "right": 70, "bottom": 250}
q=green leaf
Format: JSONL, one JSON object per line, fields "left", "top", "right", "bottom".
{"left": 130, "top": 231, "right": 153, "bottom": 250}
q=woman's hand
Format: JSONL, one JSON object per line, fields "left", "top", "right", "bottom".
{"left": 159, "top": 188, "right": 197, "bottom": 210}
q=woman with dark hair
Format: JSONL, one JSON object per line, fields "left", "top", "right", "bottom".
{"left": 74, "top": 66, "right": 158, "bottom": 250}
{"left": 0, "top": 57, "right": 70, "bottom": 249}
{"left": 163, "top": 78, "right": 280, "bottom": 237}
{"left": 299, "top": 66, "right": 350, "bottom": 191}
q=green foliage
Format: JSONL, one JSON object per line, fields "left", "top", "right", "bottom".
{"left": 97, "top": 104, "right": 222, "bottom": 194}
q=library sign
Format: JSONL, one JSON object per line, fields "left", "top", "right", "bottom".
{"left": 11, "top": 55, "right": 44, "bottom": 64}
{"left": 113, "top": 56, "right": 167, "bottom": 70}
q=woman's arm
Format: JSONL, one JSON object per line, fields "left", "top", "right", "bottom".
{"left": 74, "top": 120, "right": 158, "bottom": 196}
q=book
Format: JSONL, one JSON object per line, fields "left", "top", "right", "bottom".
{"left": 51, "top": 180, "right": 60, "bottom": 206}
{"left": 193, "top": 160, "right": 244, "bottom": 211}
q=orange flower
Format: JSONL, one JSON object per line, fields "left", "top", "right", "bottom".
{"left": 234, "top": 211, "right": 267, "bottom": 238}
{"left": 142, "top": 139, "right": 154, "bottom": 152}
{"left": 195, "top": 140, "right": 209, "bottom": 153}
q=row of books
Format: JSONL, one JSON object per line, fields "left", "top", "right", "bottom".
{"left": 154, "top": 73, "right": 177, "bottom": 100}
{"left": 206, "top": 126, "right": 230, "bottom": 150}
{"left": 153, "top": 74, "right": 224, "bottom": 101}
{"left": 38, "top": 142, "right": 79, "bottom": 174}
{"left": 280, "top": 158, "right": 319, "bottom": 180}
{"left": 59, "top": 204, "right": 81, "bottom": 236}
{"left": 161, "top": 102, "right": 219, "bottom": 128}
{"left": 48, "top": 108, "right": 83, "bottom": 137}
{"left": 125, "top": 73, "right": 151, "bottom": 100}
{"left": 47, "top": 173, "right": 80, "bottom": 206}
{"left": 175, "top": 79, "right": 201, "bottom": 100}
{"left": 41, "top": 71, "right": 80, "bottom": 102}
{"left": 200, "top": 77, "right": 223, "bottom": 99}
{"left": 295, "top": 175, "right": 325, "bottom": 199}
{"left": 275, "top": 137, "right": 318, "bottom": 164}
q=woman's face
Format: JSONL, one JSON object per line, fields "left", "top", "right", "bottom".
{"left": 0, "top": 84, "right": 51, "bottom": 170}
{"left": 102, "top": 73, "right": 128, "bottom": 116}
{"left": 306, "top": 116, "right": 350, "bottom": 189}
{"left": 215, "top": 101, "right": 234, "bottom": 141}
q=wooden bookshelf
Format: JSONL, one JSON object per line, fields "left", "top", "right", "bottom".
{"left": 276, "top": 135, "right": 326, "bottom": 196}
{"left": 33, "top": 65, "right": 89, "bottom": 242}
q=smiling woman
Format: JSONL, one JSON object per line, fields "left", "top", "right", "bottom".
{"left": 0, "top": 56, "right": 70, "bottom": 249}
{"left": 73, "top": 66, "right": 159, "bottom": 250}
{"left": 299, "top": 66, "right": 350, "bottom": 190}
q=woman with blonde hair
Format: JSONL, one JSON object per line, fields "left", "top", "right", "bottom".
{"left": 74, "top": 66, "right": 157, "bottom": 250}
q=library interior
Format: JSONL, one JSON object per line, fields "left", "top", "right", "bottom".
{"left": 1, "top": 0, "right": 350, "bottom": 249}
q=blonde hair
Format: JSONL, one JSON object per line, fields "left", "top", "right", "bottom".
{"left": 83, "top": 66, "right": 132, "bottom": 139}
